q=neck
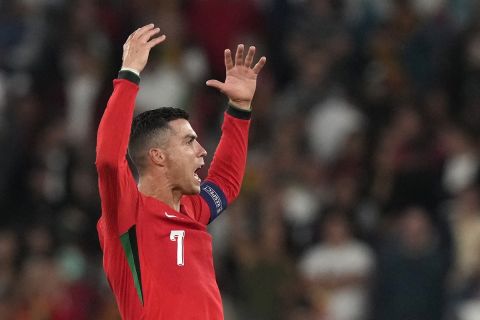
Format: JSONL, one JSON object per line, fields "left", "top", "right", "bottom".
{"left": 138, "top": 173, "right": 182, "bottom": 211}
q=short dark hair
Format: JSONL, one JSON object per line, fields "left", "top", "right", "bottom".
{"left": 128, "top": 107, "right": 189, "bottom": 170}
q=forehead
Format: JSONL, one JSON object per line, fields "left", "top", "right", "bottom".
{"left": 168, "top": 118, "right": 196, "bottom": 138}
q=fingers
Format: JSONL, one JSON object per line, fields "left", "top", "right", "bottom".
{"left": 124, "top": 24, "right": 156, "bottom": 47}
{"left": 139, "top": 27, "right": 161, "bottom": 43}
{"left": 252, "top": 56, "right": 267, "bottom": 74}
{"left": 133, "top": 24, "right": 155, "bottom": 40}
{"left": 147, "top": 34, "right": 166, "bottom": 48}
{"left": 244, "top": 46, "right": 255, "bottom": 68}
{"left": 224, "top": 49, "right": 234, "bottom": 70}
{"left": 228, "top": 44, "right": 266, "bottom": 73}
{"left": 124, "top": 24, "right": 165, "bottom": 49}
{"left": 121, "top": 23, "right": 166, "bottom": 72}
{"left": 205, "top": 79, "right": 225, "bottom": 92}
{"left": 235, "top": 44, "right": 244, "bottom": 66}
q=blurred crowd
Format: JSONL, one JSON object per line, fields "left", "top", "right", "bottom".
{"left": 1, "top": 0, "right": 480, "bottom": 319}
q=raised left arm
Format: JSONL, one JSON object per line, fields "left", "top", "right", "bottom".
{"left": 183, "top": 45, "right": 266, "bottom": 224}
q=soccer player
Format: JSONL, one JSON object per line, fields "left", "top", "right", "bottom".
{"left": 96, "top": 24, "right": 266, "bottom": 319}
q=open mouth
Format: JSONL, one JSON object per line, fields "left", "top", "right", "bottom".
{"left": 194, "top": 165, "right": 203, "bottom": 183}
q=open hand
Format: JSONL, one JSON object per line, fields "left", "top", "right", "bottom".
{"left": 206, "top": 45, "right": 267, "bottom": 110}
{"left": 122, "top": 24, "right": 166, "bottom": 74}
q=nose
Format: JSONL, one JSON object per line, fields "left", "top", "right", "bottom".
{"left": 196, "top": 141, "right": 207, "bottom": 157}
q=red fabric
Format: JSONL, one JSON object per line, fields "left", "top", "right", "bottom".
{"left": 96, "top": 78, "right": 250, "bottom": 319}
{"left": 206, "top": 112, "right": 250, "bottom": 204}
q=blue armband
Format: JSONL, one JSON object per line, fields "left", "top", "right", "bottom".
{"left": 200, "top": 181, "right": 228, "bottom": 223}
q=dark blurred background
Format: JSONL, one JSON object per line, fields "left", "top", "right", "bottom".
{"left": 1, "top": 0, "right": 480, "bottom": 319}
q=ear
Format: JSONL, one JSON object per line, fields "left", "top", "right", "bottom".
{"left": 148, "top": 148, "right": 167, "bottom": 166}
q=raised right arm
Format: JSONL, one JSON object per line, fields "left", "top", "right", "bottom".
{"left": 96, "top": 73, "right": 140, "bottom": 168}
{"left": 96, "top": 24, "right": 165, "bottom": 234}
{"left": 97, "top": 23, "right": 165, "bottom": 167}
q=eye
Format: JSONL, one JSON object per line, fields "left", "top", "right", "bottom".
{"left": 187, "top": 138, "right": 195, "bottom": 145}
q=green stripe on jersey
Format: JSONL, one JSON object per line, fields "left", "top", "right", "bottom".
{"left": 120, "top": 227, "right": 144, "bottom": 304}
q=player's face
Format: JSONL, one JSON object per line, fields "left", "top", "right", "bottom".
{"left": 164, "top": 119, "right": 206, "bottom": 194}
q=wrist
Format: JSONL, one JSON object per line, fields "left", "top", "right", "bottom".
{"left": 118, "top": 69, "right": 140, "bottom": 84}
{"left": 228, "top": 99, "right": 251, "bottom": 111}
{"left": 120, "top": 66, "right": 141, "bottom": 76}
{"left": 227, "top": 103, "right": 251, "bottom": 119}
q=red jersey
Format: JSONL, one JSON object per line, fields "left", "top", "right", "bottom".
{"left": 96, "top": 71, "right": 250, "bottom": 320}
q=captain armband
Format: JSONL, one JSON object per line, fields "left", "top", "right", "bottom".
{"left": 200, "top": 181, "right": 228, "bottom": 223}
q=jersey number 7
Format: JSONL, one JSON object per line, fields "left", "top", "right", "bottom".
{"left": 170, "top": 230, "right": 185, "bottom": 266}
